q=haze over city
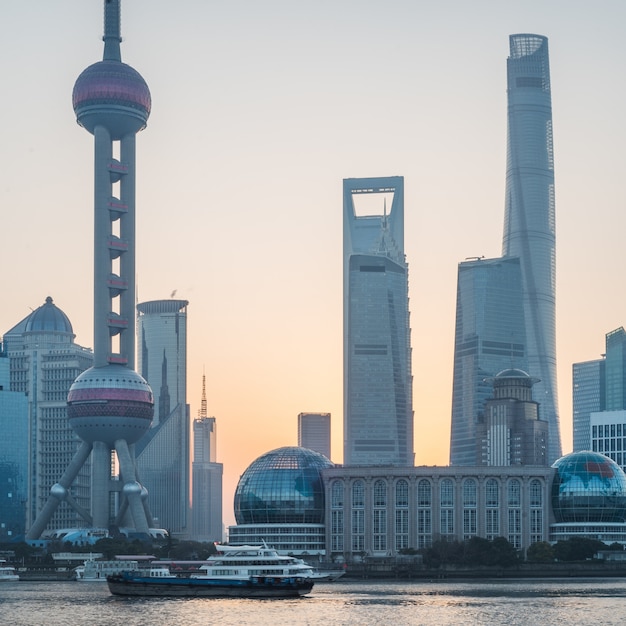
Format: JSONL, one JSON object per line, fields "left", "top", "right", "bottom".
{"left": 2, "top": 0, "right": 625, "bottom": 525}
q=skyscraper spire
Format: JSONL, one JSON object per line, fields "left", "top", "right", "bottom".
{"left": 103, "top": 0, "right": 122, "bottom": 62}
{"left": 200, "top": 370, "right": 208, "bottom": 419}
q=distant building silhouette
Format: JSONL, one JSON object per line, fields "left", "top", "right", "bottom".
{"left": 298, "top": 413, "right": 331, "bottom": 460}
{"left": 136, "top": 299, "right": 190, "bottom": 537}
{"left": 343, "top": 176, "right": 413, "bottom": 466}
{"left": 192, "top": 374, "right": 223, "bottom": 543}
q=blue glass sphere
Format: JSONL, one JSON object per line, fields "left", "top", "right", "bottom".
{"left": 551, "top": 451, "right": 626, "bottom": 523}
{"left": 234, "top": 447, "right": 333, "bottom": 524}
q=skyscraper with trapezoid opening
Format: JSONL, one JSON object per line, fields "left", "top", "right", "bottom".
{"left": 343, "top": 176, "right": 413, "bottom": 466}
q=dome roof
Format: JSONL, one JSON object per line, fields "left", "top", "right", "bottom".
{"left": 552, "top": 451, "right": 626, "bottom": 523}
{"left": 25, "top": 297, "right": 73, "bottom": 334}
{"left": 234, "top": 447, "right": 333, "bottom": 525}
{"left": 496, "top": 368, "right": 530, "bottom": 378}
{"left": 72, "top": 60, "right": 151, "bottom": 138}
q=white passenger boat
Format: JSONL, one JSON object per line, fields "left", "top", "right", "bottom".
{"left": 196, "top": 544, "right": 315, "bottom": 580}
{"left": 75, "top": 559, "right": 140, "bottom": 581}
{"left": 106, "top": 544, "right": 316, "bottom": 598}
{"left": 0, "top": 560, "right": 19, "bottom": 581}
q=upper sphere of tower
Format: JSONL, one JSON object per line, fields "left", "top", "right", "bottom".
{"left": 72, "top": 61, "right": 151, "bottom": 139}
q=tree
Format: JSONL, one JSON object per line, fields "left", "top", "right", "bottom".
{"left": 526, "top": 541, "right": 554, "bottom": 563}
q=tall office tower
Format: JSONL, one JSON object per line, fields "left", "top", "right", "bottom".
{"left": 605, "top": 328, "right": 626, "bottom": 410}
{"left": 3, "top": 298, "right": 93, "bottom": 531}
{"left": 27, "top": 1, "right": 155, "bottom": 539}
{"left": 0, "top": 346, "right": 29, "bottom": 539}
{"left": 192, "top": 374, "right": 223, "bottom": 542}
{"left": 298, "top": 412, "right": 331, "bottom": 460}
{"left": 343, "top": 176, "right": 413, "bottom": 466}
{"left": 502, "top": 34, "right": 560, "bottom": 462}
{"left": 572, "top": 327, "right": 626, "bottom": 452}
{"left": 136, "top": 299, "right": 190, "bottom": 536}
{"left": 477, "top": 369, "right": 548, "bottom": 466}
{"left": 450, "top": 257, "right": 528, "bottom": 465}
{"left": 573, "top": 358, "right": 605, "bottom": 452}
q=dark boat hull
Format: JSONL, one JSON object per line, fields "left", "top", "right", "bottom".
{"left": 107, "top": 573, "right": 314, "bottom": 598}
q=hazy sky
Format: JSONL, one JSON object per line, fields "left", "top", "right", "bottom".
{"left": 2, "top": 1, "right": 625, "bottom": 526}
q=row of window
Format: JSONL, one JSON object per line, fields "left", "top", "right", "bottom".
{"left": 331, "top": 478, "right": 544, "bottom": 509}
{"left": 330, "top": 507, "right": 544, "bottom": 552}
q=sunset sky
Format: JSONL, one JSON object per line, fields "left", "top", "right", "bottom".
{"left": 2, "top": 1, "right": 625, "bottom": 526}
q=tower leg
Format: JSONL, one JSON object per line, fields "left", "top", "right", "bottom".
{"left": 115, "top": 438, "right": 150, "bottom": 535}
{"left": 26, "top": 441, "right": 93, "bottom": 539}
{"left": 92, "top": 441, "right": 111, "bottom": 528}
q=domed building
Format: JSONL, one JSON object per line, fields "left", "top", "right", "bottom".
{"left": 2, "top": 297, "right": 93, "bottom": 533}
{"left": 550, "top": 451, "right": 626, "bottom": 544}
{"left": 229, "top": 447, "right": 333, "bottom": 556}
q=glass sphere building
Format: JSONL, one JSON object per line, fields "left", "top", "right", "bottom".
{"left": 552, "top": 451, "right": 626, "bottom": 523}
{"left": 230, "top": 447, "right": 333, "bottom": 555}
{"left": 550, "top": 451, "right": 626, "bottom": 544}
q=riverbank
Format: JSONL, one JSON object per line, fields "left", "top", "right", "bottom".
{"left": 343, "top": 561, "right": 626, "bottom": 579}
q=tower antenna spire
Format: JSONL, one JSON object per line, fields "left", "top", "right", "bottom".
{"left": 103, "top": 0, "right": 122, "bottom": 62}
{"left": 200, "top": 369, "right": 208, "bottom": 418}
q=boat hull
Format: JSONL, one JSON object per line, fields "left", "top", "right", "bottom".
{"left": 107, "top": 573, "right": 313, "bottom": 598}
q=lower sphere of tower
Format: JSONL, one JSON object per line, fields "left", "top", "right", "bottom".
{"left": 67, "top": 364, "right": 153, "bottom": 446}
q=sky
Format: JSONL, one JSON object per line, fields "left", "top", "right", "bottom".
{"left": 2, "top": 1, "right": 626, "bottom": 527}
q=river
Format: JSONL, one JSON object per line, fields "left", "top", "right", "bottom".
{"left": 3, "top": 578, "right": 626, "bottom": 625}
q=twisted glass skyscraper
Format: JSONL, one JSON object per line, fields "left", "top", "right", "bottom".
{"left": 502, "top": 34, "right": 560, "bottom": 462}
{"left": 343, "top": 177, "right": 413, "bottom": 466}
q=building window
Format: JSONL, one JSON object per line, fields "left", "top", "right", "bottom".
{"left": 373, "top": 480, "right": 387, "bottom": 508}
{"left": 463, "top": 479, "right": 477, "bottom": 507}
{"left": 486, "top": 508, "right": 499, "bottom": 540}
{"left": 395, "top": 480, "right": 408, "bottom": 508}
{"left": 373, "top": 480, "right": 387, "bottom": 552}
{"left": 440, "top": 479, "right": 454, "bottom": 507}
{"left": 508, "top": 479, "right": 521, "bottom": 507}
{"left": 529, "top": 479, "right": 542, "bottom": 507}
{"left": 352, "top": 480, "right": 364, "bottom": 508}
{"left": 508, "top": 508, "right": 521, "bottom": 548}
{"left": 331, "top": 510, "right": 344, "bottom": 552}
{"left": 395, "top": 510, "right": 409, "bottom": 551}
{"left": 418, "top": 479, "right": 432, "bottom": 507}
{"left": 418, "top": 509, "right": 432, "bottom": 548}
{"left": 331, "top": 481, "right": 343, "bottom": 509}
{"left": 486, "top": 478, "right": 499, "bottom": 508}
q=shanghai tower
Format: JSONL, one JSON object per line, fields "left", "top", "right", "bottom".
{"left": 502, "top": 34, "right": 560, "bottom": 461}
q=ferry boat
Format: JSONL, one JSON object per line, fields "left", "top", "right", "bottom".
{"left": 106, "top": 545, "right": 314, "bottom": 598}
{"left": 75, "top": 559, "right": 140, "bottom": 581}
{"left": 0, "top": 560, "right": 19, "bottom": 581}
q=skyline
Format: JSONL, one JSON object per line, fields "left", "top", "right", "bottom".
{"left": 2, "top": 1, "right": 626, "bottom": 526}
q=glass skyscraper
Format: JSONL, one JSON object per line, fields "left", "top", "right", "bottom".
{"left": 502, "top": 34, "right": 560, "bottom": 462}
{"left": 450, "top": 257, "right": 527, "bottom": 465}
{"left": 136, "top": 299, "right": 190, "bottom": 536}
{"left": 343, "top": 176, "right": 413, "bottom": 466}
{"left": 573, "top": 358, "right": 605, "bottom": 452}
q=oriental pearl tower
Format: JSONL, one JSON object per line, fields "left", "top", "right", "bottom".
{"left": 27, "top": 0, "right": 154, "bottom": 538}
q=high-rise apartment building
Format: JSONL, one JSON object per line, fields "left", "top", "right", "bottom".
{"left": 502, "top": 34, "right": 560, "bottom": 462}
{"left": 3, "top": 298, "right": 93, "bottom": 532}
{"left": 0, "top": 348, "right": 29, "bottom": 539}
{"left": 191, "top": 375, "right": 223, "bottom": 543}
{"left": 605, "top": 328, "right": 626, "bottom": 411}
{"left": 298, "top": 412, "right": 331, "bottom": 460}
{"left": 450, "top": 257, "right": 527, "bottom": 465}
{"left": 136, "top": 299, "right": 190, "bottom": 536}
{"left": 343, "top": 176, "right": 413, "bottom": 466}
